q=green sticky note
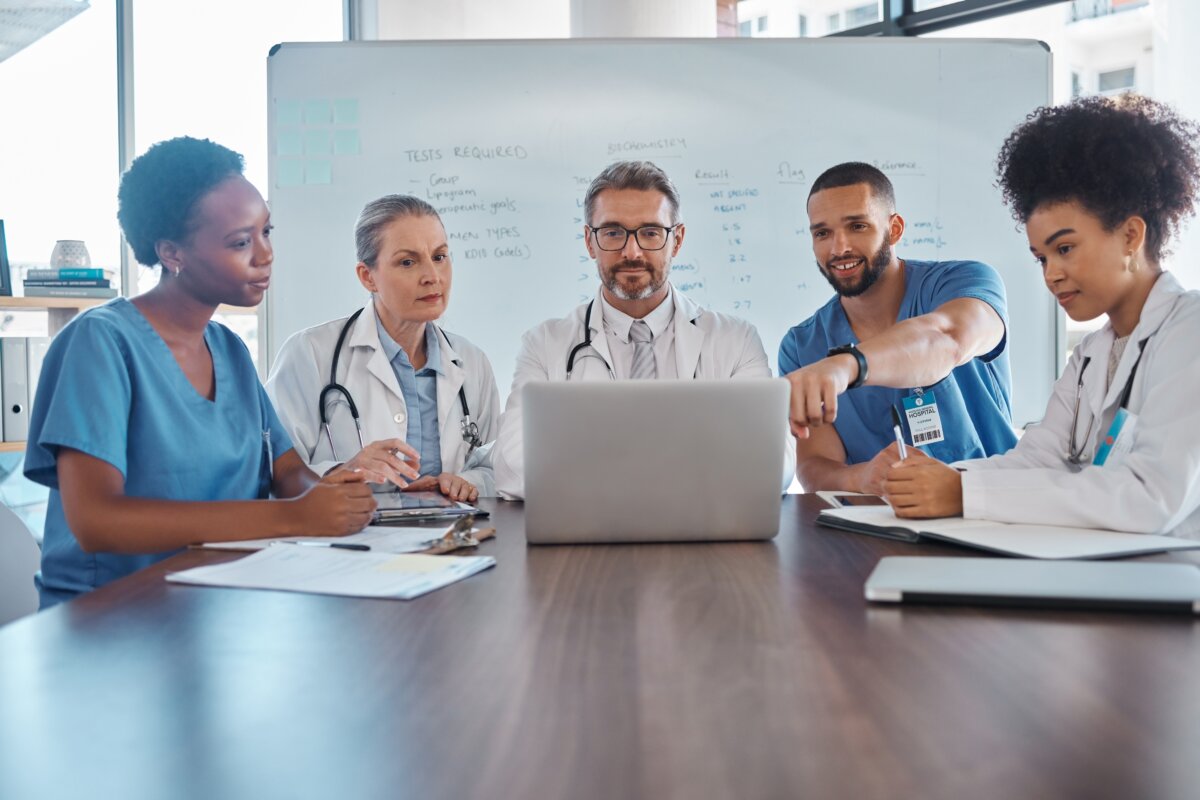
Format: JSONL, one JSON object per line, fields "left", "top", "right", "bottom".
{"left": 334, "top": 99, "right": 359, "bottom": 125}
{"left": 306, "top": 159, "right": 332, "bottom": 185}
{"left": 277, "top": 160, "right": 304, "bottom": 187}
{"left": 304, "top": 99, "right": 331, "bottom": 125}
{"left": 276, "top": 129, "right": 303, "bottom": 156}
{"left": 334, "top": 129, "right": 361, "bottom": 155}
{"left": 304, "top": 129, "right": 332, "bottom": 155}
{"left": 276, "top": 100, "right": 302, "bottom": 126}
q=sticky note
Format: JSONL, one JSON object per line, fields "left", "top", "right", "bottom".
{"left": 276, "top": 129, "right": 303, "bottom": 156}
{"left": 276, "top": 100, "right": 302, "bottom": 126}
{"left": 304, "top": 99, "right": 331, "bottom": 125}
{"left": 277, "top": 160, "right": 304, "bottom": 187}
{"left": 334, "top": 129, "right": 361, "bottom": 155}
{"left": 334, "top": 99, "right": 359, "bottom": 125}
{"left": 304, "top": 129, "right": 332, "bottom": 155}
{"left": 305, "top": 159, "right": 332, "bottom": 185}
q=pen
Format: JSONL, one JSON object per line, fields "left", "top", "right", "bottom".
{"left": 290, "top": 541, "right": 371, "bottom": 552}
{"left": 890, "top": 406, "right": 908, "bottom": 460}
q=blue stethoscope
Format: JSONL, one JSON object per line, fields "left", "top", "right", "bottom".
{"left": 566, "top": 299, "right": 702, "bottom": 380}
{"left": 319, "top": 307, "right": 481, "bottom": 462}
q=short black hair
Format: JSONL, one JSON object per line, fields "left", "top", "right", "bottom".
{"left": 996, "top": 94, "right": 1200, "bottom": 264}
{"left": 808, "top": 162, "right": 896, "bottom": 211}
{"left": 117, "top": 137, "right": 245, "bottom": 267}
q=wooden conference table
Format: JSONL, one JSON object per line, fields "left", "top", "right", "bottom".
{"left": 1, "top": 496, "right": 1199, "bottom": 800}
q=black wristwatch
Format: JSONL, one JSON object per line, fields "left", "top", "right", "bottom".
{"left": 827, "top": 343, "right": 868, "bottom": 390}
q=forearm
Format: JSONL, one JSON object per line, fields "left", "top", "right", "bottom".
{"left": 68, "top": 495, "right": 304, "bottom": 554}
{"left": 272, "top": 461, "right": 320, "bottom": 499}
{"left": 796, "top": 456, "right": 871, "bottom": 493}
{"left": 857, "top": 317, "right": 964, "bottom": 389}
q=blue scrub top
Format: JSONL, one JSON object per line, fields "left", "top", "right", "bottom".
{"left": 25, "top": 298, "right": 293, "bottom": 608}
{"left": 779, "top": 259, "right": 1018, "bottom": 465}
{"left": 375, "top": 317, "right": 443, "bottom": 478}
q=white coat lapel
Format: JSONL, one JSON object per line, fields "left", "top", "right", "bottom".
{"left": 435, "top": 325, "right": 467, "bottom": 445}
{"left": 353, "top": 300, "right": 407, "bottom": 404}
{"left": 585, "top": 292, "right": 617, "bottom": 379}
{"left": 1097, "top": 273, "right": 1181, "bottom": 413}
{"left": 673, "top": 289, "right": 706, "bottom": 380}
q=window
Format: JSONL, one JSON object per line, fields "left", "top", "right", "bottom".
{"left": 798, "top": 14, "right": 808, "bottom": 37}
{"left": 739, "top": 20, "right": 752, "bottom": 36}
{"left": 1071, "top": 70, "right": 1083, "bottom": 98}
{"left": 1098, "top": 66, "right": 1136, "bottom": 95}
{"left": 827, "top": 12, "right": 842, "bottom": 33}
{"left": 756, "top": 15, "right": 768, "bottom": 33}
{"left": 132, "top": 1, "right": 342, "bottom": 365}
{"left": 846, "top": 3, "right": 882, "bottom": 28}
{"left": 0, "top": 1, "right": 119, "bottom": 291}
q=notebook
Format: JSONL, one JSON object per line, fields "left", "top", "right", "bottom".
{"left": 818, "top": 506, "right": 1200, "bottom": 560}
{"left": 865, "top": 556, "right": 1200, "bottom": 614}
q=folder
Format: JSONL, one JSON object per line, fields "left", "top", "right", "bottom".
{"left": 26, "top": 336, "right": 50, "bottom": 418}
{"left": 818, "top": 506, "right": 1200, "bottom": 560}
{"left": 1, "top": 337, "right": 29, "bottom": 442}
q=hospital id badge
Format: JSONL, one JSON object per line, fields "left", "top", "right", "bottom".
{"left": 902, "top": 392, "right": 945, "bottom": 446}
{"left": 1093, "top": 408, "right": 1138, "bottom": 467}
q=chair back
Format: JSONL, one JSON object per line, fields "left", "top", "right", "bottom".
{"left": 0, "top": 504, "right": 40, "bottom": 625}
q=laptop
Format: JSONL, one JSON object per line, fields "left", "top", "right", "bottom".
{"left": 523, "top": 379, "right": 789, "bottom": 544}
{"left": 865, "top": 557, "right": 1200, "bottom": 614}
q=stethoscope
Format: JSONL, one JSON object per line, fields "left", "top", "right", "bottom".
{"left": 1065, "top": 338, "right": 1148, "bottom": 465}
{"left": 565, "top": 300, "right": 615, "bottom": 380}
{"left": 319, "top": 307, "right": 482, "bottom": 463}
{"left": 565, "top": 299, "right": 699, "bottom": 379}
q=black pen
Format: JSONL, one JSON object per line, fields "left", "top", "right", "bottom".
{"left": 289, "top": 541, "right": 371, "bottom": 552}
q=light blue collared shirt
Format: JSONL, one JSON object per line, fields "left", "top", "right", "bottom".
{"left": 375, "top": 316, "right": 443, "bottom": 478}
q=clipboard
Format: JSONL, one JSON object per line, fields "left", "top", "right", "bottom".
{"left": 419, "top": 514, "right": 496, "bottom": 555}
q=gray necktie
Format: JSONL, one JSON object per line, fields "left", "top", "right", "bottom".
{"left": 629, "top": 319, "right": 656, "bottom": 380}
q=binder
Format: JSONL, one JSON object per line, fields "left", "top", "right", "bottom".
{"left": 1, "top": 337, "right": 29, "bottom": 442}
{"left": 26, "top": 337, "right": 50, "bottom": 419}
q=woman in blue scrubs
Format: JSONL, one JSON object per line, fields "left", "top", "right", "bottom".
{"left": 24, "top": 137, "right": 417, "bottom": 608}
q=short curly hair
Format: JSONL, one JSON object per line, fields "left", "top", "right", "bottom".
{"left": 117, "top": 137, "right": 246, "bottom": 267}
{"left": 996, "top": 94, "right": 1200, "bottom": 263}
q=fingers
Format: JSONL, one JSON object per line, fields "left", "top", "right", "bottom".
{"left": 791, "top": 422, "right": 811, "bottom": 440}
{"left": 324, "top": 467, "right": 368, "bottom": 484}
{"left": 401, "top": 476, "right": 439, "bottom": 492}
{"left": 372, "top": 438, "right": 420, "bottom": 462}
{"left": 437, "top": 474, "right": 479, "bottom": 503}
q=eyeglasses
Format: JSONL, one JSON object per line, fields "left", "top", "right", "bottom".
{"left": 588, "top": 224, "right": 679, "bottom": 252}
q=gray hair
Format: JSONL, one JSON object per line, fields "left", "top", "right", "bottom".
{"left": 583, "top": 161, "right": 681, "bottom": 226}
{"left": 354, "top": 194, "right": 441, "bottom": 267}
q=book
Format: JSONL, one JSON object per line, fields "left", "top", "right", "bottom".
{"left": 23, "top": 286, "right": 117, "bottom": 299}
{"left": 23, "top": 279, "right": 111, "bottom": 288}
{"left": 817, "top": 505, "right": 1200, "bottom": 560}
{"left": 25, "top": 268, "right": 111, "bottom": 280}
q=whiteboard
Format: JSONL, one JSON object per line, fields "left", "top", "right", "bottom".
{"left": 265, "top": 38, "right": 1057, "bottom": 425}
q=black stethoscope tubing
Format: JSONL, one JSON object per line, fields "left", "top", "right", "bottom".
{"left": 565, "top": 299, "right": 699, "bottom": 379}
{"left": 319, "top": 307, "right": 480, "bottom": 462}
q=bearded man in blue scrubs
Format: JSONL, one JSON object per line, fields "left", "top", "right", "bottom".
{"left": 779, "top": 162, "right": 1017, "bottom": 494}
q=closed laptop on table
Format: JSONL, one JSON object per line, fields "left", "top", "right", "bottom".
{"left": 523, "top": 379, "right": 788, "bottom": 544}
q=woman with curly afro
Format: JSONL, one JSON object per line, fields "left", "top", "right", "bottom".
{"left": 882, "top": 94, "right": 1200, "bottom": 536}
{"left": 24, "top": 137, "right": 416, "bottom": 607}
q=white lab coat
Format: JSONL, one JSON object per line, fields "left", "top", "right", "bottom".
{"left": 495, "top": 285, "right": 796, "bottom": 499}
{"left": 959, "top": 271, "right": 1200, "bottom": 537}
{"left": 266, "top": 300, "right": 501, "bottom": 496}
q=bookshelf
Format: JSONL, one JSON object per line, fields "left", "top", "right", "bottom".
{"left": 0, "top": 298, "right": 260, "bottom": 452}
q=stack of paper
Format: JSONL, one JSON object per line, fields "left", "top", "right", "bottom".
{"left": 195, "top": 525, "right": 461, "bottom": 554}
{"left": 167, "top": 545, "right": 495, "bottom": 600}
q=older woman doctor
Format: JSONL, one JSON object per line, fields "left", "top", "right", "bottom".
{"left": 882, "top": 95, "right": 1200, "bottom": 537}
{"left": 267, "top": 195, "right": 500, "bottom": 501}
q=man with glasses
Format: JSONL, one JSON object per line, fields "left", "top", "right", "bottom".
{"left": 495, "top": 160, "right": 789, "bottom": 500}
